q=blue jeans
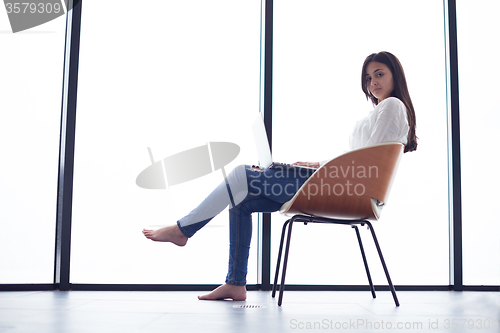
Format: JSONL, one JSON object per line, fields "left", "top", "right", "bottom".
{"left": 177, "top": 165, "right": 314, "bottom": 286}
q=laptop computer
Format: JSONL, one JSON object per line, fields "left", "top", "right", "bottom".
{"left": 251, "top": 112, "right": 317, "bottom": 171}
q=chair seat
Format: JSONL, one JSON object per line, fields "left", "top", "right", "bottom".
{"left": 280, "top": 197, "right": 384, "bottom": 220}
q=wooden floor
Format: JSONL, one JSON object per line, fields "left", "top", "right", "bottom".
{"left": 0, "top": 290, "right": 499, "bottom": 332}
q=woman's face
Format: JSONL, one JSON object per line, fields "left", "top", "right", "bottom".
{"left": 365, "top": 61, "right": 394, "bottom": 103}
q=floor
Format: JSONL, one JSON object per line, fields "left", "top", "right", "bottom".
{"left": 0, "top": 290, "right": 499, "bottom": 333}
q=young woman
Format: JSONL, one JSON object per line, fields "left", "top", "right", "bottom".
{"left": 143, "top": 51, "right": 417, "bottom": 301}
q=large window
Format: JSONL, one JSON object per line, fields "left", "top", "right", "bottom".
{"left": 70, "top": 1, "right": 262, "bottom": 284}
{"left": 0, "top": 14, "right": 66, "bottom": 282}
{"left": 457, "top": 0, "right": 500, "bottom": 285}
{"left": 271, "top": 0, "right": 449, "bottom": 285}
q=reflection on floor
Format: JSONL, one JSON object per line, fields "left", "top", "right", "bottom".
{"left": 0, "top": 290, "right": 499, "bottom": 332}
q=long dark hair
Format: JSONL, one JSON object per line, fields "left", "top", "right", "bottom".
{"left": 361, "top": 52, "right": 417, "bottom": 153}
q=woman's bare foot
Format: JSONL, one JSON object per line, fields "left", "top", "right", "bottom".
{"left": 198, "top": 284, "right": 247, "bottom": 301}
{"left": 142, "top": 225, "right": 188, "bottom": 246}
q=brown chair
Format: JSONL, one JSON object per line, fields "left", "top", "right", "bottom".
{"left": 271, "top": 142, "right": 404, "bottom": 306}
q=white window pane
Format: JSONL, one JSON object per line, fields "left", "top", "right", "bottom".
{"left": 71, "top": 1, "right": 261, "bottom": 284}
{"left": 0, "top": 15, "right": 65, "bottom": 283}
{"left": 272, "top": 0, "right": 449, "bottom": 285}
{"left": 458, "top": 0, "right": 500, "bottom": 285}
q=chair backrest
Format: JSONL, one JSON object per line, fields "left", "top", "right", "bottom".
{"left": 280, "top": 142, "right": 404, "bottom": 220}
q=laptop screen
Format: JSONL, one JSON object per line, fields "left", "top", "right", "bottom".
{"left": 252, "top": 112, "right": 273, "bottom": 168}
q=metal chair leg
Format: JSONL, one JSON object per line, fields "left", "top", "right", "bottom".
{"left": 277, "top": 219, "right": 294, "bottom": 306}
{"left": 365, "top": 221, "right": 400, "bottom": 306}
{"left": 272, "top": 219, "right": 290, "bottom": 298}
{"left": 353, "top": 225, "right": 376, "bottom": 298}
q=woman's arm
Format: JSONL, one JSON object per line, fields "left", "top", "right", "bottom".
{"left": 292, "top": 161, "right": 320, "bottom": 168}
{"left": 366, "top": 97, "right": 408, "bottom": 147}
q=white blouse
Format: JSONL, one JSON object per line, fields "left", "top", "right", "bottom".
{"left": 349, "top": 97, "right": 409, "bottom": 150}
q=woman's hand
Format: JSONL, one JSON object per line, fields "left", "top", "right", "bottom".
{"left": 292, "top": 161, "right": 320, "bottom": 168}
